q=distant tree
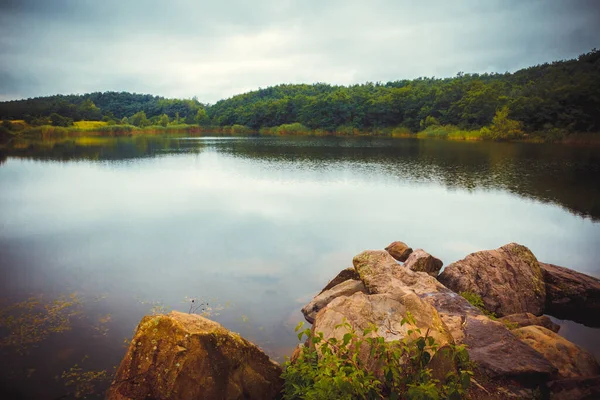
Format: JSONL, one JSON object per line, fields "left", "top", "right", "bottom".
{"left": 420, "top": 115, "right": 440, "bottom": 130}
{"left": 194, "top": 108, "right": 209, "bottom": 126}
{"left": 158, "top": 113, "right": 169, "bottom": 127}
{"left": 50, "top": 113, "right": 73, "bottom": 127}
{"left": 120, "top": 116, "right": 129, "bottom": 125}
{"left": 77, "top": 98, "right": 102, "bottom": 120}
{"left": 129, "top": 111, "right": 149, "bottom": 127}
{"left": 482, "top": 106, "right": 524, "bottom": 141}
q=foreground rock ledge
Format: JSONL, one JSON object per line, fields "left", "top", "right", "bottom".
{"left": 108, "top": 311, "right": 282, "bottom": 400}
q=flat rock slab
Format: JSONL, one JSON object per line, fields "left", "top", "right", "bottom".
{"left": 512, "top": 325, "right": 600, "bottom": 379}
{"left": 498, "top": 313, "right": 560, "bottom": 332}
{"left": 540, "top": 262, "right": 600, "bottom": 327}
{"left": 546, "top": 375, "right": 600, "bottom": 400}
{"left": 438, "top": 243, "right": 546, "bottom": 317}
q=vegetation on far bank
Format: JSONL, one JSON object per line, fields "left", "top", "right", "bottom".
{"left": 1, "top": 49, "right": 599, "bottom": 143}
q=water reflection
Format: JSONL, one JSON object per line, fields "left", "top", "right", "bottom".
{"left": 2, "top": 136, "right": 599, "bottom": 220}
{"left": 0, "top": 135, "right": 599, "bottom": 398}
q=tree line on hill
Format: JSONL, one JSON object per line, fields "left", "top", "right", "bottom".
{"left": 0, "top": 49, "right": 598, "bottom": 140}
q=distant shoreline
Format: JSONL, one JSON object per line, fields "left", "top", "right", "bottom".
{"left": 2, "top": 123, "right": 599, "bottom": 146}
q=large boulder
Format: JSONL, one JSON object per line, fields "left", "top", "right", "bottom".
{"left": 352, "top": 250, "right": 556, "bottom": 382}
{"left": 498, "top": 313, "right": 560, "bottom": 333}
{"left": 403, "top": 249, "right": 443, "bottom": 277}
{"left": 302, "top": 279, "right": 367, "bottom": 324}
{"left": 512, "top": 325, "right": 600, "bottom": 379}
{"left": 438, "top": 243, "right": 546, "bottom": 317}
{"left": 107, "top": 311, "right": 282, "bottom": 400}
{"left": 422, "top": 289, "right": 557, "bottom": 381}
{"left": 385, "top": 241, "right": 413, "bottom": 262}
{"left": 540, "top": 262, "right": 600, "bottom": 327}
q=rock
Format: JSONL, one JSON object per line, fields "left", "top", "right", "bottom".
{"left": 540, "top": 262, "right": 600, "bottom": 327}
{"left": 311, "top": 291, "right": 454, "bottom": 372}
{"left": 403, "top": 249, "right": 443, "bottom": 277}
{"left": 546, "top": 376, "right": 600, "bottom": 400}
{"left": 108, "top": 311, "right": 282, "bottom": 400}
{"left": 438, "top": 243, "right": 546, "bottom": 317}
{"left": 352, "top": 250, "right": 556, "bottom": 382}
{"left": 302, "top": 279, "right": 367, "bottom": 324}
{"left": 318, "top": 267, "right": 360, "bottom": 294}
{"left": 498, "top": 313, "right": 560, "bottom": 332}
{"left": 512, "top": 325, "right": 600, "bottom": 379}
{"left": 385, "top": 241, "right": 413, "bottom": 262}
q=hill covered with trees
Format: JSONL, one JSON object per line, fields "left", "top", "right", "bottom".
{"left": 1, "top": 49, "right": 598, "bottom": 141}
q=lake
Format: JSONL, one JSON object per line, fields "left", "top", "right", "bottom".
{"left": 1, "top": 135, "right": 599, "bottom": 398}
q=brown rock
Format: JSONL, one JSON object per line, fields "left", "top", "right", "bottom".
{"left": 546, "top": 375, "right": 600, "bottom": 400}
{"left": 498, "top": 313, "right": 560, "bottom": 332}
{"left": 107, "top": 311, "right": 282, "bottom": 400}
{"left": 512, "top": 325, "right": 600, "bottom": 379}
{"left": 438, "top": 243, "right": 546, "bottom": 317}
{"left": 311, "top": 291, "right": 454, "bottom": 372}
{"left": 302, "top": 279, "right": 367, "bottom": 324}
{"left": 318, "top": 267, "right": 360, "bottom": 294}
{"left": 404, "top": 249, "right": 443, "bottom": 277}
{"left": 352, "top": 250, "right": 556, "bottom": 381}
{"left": 540, "top": 262, "right": 600, "bottom": 327}
{"left": 385, "top": 241, "right": 413, "bottom": 262}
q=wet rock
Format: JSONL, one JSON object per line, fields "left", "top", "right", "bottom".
{"left": 108, "top": 311, "right": 282, "bottom": 400}
{"left": 512, "top": 325, "right": 600, "bottom": 379}
{"left": 385, "top": 241, "right": 413, "bottom": 262}
{"left": 403, "top": 249, "right": 443, "bottom": 277}
{"left": 318, "top": 267, "right": 360, "bottom": 294}
{"left": 438, "top": 243, "right": 546, "bottom": 317}
{"left": 498, "top": 313, "right": 560, "bottom": 332}
{"left": 302, "top": 279, "right": 367, "bottom": 324}
{"left": 540, "top": 262, "right": 600, "bottom": 327}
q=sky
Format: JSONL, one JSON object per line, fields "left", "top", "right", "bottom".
{"left": 0, "top": 0, "right": 598, "bottom": 103}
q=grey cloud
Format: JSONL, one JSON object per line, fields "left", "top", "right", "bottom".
{"left": 0, "top": 0, "right": 598, "bottom": 102}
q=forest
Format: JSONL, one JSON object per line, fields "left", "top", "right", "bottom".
{"left": 1, "top": 49, "right": 598, "bottom": 141}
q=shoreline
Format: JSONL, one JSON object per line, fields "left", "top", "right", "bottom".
{"left": 2, "top": 124, "right": 600, "bottom": 146}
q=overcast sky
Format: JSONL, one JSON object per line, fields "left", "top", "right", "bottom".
{"left": 0, "top": 0, "right": 598, "bottom": 103}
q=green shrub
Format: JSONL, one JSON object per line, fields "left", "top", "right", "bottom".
{"left": 282, "top": 313, "right": 472, "bottom": 400}
{"left": 459, "top": 291, "right": 497, "bottom": 319}
{"left": 275, "top": 123, "right": 311, "bottom": 135}
{"left": 481, "top": 107, "right": 524, "bottom": 141}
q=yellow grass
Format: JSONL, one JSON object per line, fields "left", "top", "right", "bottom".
{"left": 73, "top": 121, "right": 108, "bottom": 130}
{"left": 73, "top": 137, "right": 114, "bottom": 146}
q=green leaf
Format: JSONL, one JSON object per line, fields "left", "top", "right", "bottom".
{"left": 343, "top": 333, "right": 352, "bottom": 346}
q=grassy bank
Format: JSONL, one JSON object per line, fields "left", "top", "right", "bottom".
{"left": 3, "top": 120, "right": 599, "bottom": 145}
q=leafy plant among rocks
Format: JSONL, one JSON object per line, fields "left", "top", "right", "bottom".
{"left": 282, "top": 313, "right": 472, "bottom": 400}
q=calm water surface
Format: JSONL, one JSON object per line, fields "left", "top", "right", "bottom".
{"left": 1, "top": 136, "right": 599, "bottom": 398}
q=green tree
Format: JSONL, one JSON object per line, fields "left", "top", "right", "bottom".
{"left": 129, "top": 111, "right": 149, "bottom": 127}
{"left": 482, "top": 106, "right": 524, "bottom": 141}
{"left": 158, "top": 114, "right": 170, "bottom": 127}
{"left": 50, "top": 113, "right": 73, "bottom": 127}
{"left": 194, "top": 108, "right": 209, "bottom": 126}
